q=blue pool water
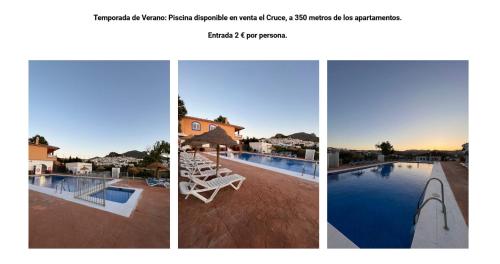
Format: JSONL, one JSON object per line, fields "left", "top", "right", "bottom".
{"left": 29, "top": 175, "right": 108, "bottom": 192}
{"left": 90, "top": 187, "right": 135, "bottom": 203}
{"left": 327, "top": 162, "right": 433, "bottom": 248}
{"left": 29, "top": 175, "right": 132, "bottom": 203}
{"left": 224, "top": 152, "right": 319, "bottom": 176}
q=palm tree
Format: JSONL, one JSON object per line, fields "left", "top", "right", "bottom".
{"left": 143, "top": 140, "right": 170, "bottom": 178}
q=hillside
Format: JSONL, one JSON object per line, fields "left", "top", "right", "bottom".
{"left": 100, "top": 150, "right": 147, "bottom": 159}
{"left": 288, "top": 132, "right": 319, "bottom": 142}
{"left": 121, "top": 150, "right": 148, "bottom": 159}
{"left": 272, "top": 132, "right": 319, "bottom": 142}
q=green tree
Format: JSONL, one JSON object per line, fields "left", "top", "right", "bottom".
{"left": 143, "top": 140, "right": 170, "bottom": 165}
{"left": 142, "top": 140, "right": 170, "bottom": 179}
{"left": 214, "top": 115, "right": 228, "bottom": 123}
{"left": 375, "top": 141, "right": 395, "bottom": 155}
{"left": 29, "top": 134, "right": 48, "bottom": 145}
{"left": 241, "top": 137, "right": 260, "bottom": 151}
{"left": 178, "top": 96, "right": 188, "bottom": 132}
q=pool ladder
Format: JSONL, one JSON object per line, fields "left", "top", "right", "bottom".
{"left": 413, "top": 178, "right": 449, "bottom": 230}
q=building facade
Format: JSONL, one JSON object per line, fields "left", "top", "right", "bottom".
{"left": 28, "top": 138, "right": 59, "bottom": 174}
{"left": 65, "top": 162, "right": 93, "bottom": 174}
{"left": 249, "top": 141, "right": 273, "bottom": 153}
{"left": 180, "top": 116, "right": 244, "bottom": 144}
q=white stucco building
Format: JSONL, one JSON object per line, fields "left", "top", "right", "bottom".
{"left": 65, "top": 162, "right": 93, "bottom": 174}
{"left": 249, "top": 141, "right": 273, "bottom": 153}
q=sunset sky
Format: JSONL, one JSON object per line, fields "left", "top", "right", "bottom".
{"left": 328, "top": 61, "right": 468, "bottom": 151}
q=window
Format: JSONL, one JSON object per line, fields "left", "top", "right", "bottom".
{"left": 209, "top": 124, "right": 217, "bottom": 131}
{"left": 192, "top": 121, "right": 201, "bottom": 131}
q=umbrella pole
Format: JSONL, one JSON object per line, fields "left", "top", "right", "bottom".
{"left": 216, "top": 145, "right": 220, "bottom": 176}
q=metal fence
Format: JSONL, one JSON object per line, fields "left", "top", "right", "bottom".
{"left": 84, "top": 171, "right": 111, "bottom": 178}
{"left": 74, "top": 176, "right": 106, "bottom": 206}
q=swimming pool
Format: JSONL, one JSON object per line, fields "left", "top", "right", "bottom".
{"left": 224, "top": 152, "right": 319, "bottom": 176}
{"left": 90, "top": 187, "right": 135, "bottom": 203}
{"left": 28, "top": 175, "right": 110, "bottom": 192}
{"left": 327, "top": 162, "right": 433, "bottom": 248}
{"left": 28, "top": 175, "right": 133, "bottom": 203}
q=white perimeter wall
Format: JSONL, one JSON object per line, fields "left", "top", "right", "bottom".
{"left": 28, "top": 160, "right": 54, "bottom": 172}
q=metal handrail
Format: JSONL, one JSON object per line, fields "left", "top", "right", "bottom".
{"left": 414, "top": 177, "right": 449, "bottom": 230}
{"left": 416, "top": 178, "right": 444, "bottom": 208}
{"left": 55, "top": 179, "right": 65, "bottom": 194}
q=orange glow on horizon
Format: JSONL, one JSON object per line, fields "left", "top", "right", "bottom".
{"left": 331, "top": 142, "right": 466, "bottom": 151}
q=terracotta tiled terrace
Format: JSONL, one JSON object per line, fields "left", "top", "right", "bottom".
{"left": 29, "top": 179, "right": 169, "bottom": 248}
{"left": 178, "top": 154, "right": 319, "bottom": 248}
{"left": 441, "top": 161, "right": 469, "bottom": 225}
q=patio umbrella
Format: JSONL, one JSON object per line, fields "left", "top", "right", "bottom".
{"left": 183, "top": 139, "right": 205, "bottom": 159}
{"left": 182, "top": 127, "right": 238, "bottom": 175}
{"left": 147, "top": 162, "right": 166, "bottom": 179}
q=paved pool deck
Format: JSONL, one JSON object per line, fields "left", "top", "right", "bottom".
{"left": 29, "top": 179, "right": 169, "bottom": 248}
{"left": 178, "top": 154, "right": 319, "bottom": 248}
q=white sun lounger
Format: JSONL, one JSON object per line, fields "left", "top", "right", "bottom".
{"left": 180, "top": 167, "right": 232, "bottom": 180}
{"left": 180, "top": 163, "right": 221, "bottom": 175}
{"left": 179, "top": 174, "right": 246, "bottom": 203}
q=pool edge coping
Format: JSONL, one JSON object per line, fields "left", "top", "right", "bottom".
{"left": 327, "top": 223, "right": 358, "bottom": 248}
{"left": 327, "top": 162, "right": 395, "bottom": 175}
{"left": 410, "top": 162, "right": 469, "bottom": 248}
{"left": 205, "top": 152, "right": 319, "bottom": 183}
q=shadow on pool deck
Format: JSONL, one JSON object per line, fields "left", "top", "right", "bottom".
{"left": 178, "top": 154, "right": 319, "bottom": 248}
{"left": 29, "top": 179, "right": 169, "bottom": 248}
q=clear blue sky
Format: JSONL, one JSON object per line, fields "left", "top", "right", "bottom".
{"left": 179, "top": 61, "right": 319, "bottom": 139}
{"left": 29, "top": 61, "right": 170, "bottom": 158}
{"left": 328, "top": 61, "right": 468, "bottom": 150}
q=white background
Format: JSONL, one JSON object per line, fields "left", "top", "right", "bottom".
{"left": 1, "top": 0, "right": 499, "bottom": 263}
